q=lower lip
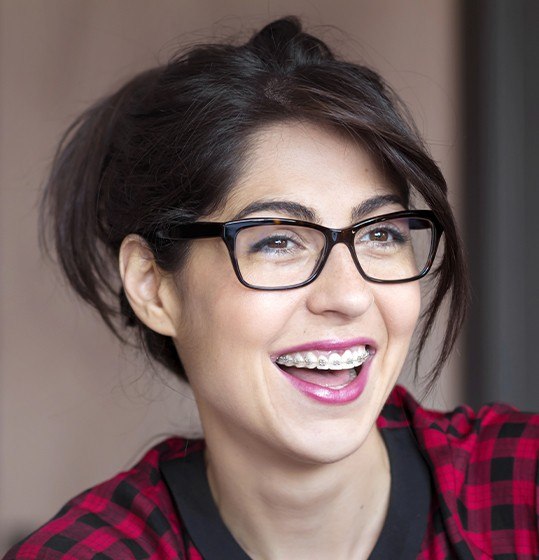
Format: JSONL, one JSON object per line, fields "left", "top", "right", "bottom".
{"left": 276, "top": 358, "right": 371, "bottom": 404}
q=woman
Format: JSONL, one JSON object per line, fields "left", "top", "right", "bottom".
{"left": 5, "top": 16, "right": 538, "bottom": 560}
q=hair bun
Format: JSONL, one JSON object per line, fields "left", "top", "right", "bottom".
{"left": 248, "top": 16, "right": 334, "bottom": 67}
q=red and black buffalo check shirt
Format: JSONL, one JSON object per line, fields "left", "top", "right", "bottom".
{"left": 5, "top": 385, "right": 539, "bottom": 559}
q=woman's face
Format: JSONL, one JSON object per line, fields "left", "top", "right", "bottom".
{"left": 167, "top": 123, "right": 421, "bottom": 464}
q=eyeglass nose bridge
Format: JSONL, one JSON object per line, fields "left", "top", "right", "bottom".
{"left": 318, "top": 226, "right": 367, "bottom": 280}
{"left": 328, "top": 227, "right": 356, "bottom": 244}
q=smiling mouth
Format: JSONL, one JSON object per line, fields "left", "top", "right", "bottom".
{"left": 275, "top": 345, "right": 372, "bottom": 389}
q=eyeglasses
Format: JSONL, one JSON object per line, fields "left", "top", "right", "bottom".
{"left": 155, "top": 210, "right": 443, "bottom": 290}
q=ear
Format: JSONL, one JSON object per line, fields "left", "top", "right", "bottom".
{"left": 119, "top": 235, "right": 179, "bottom": 337}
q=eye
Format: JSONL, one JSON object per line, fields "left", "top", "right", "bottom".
{"left": 367, "top": 229, "right": 391, "bottom": 242}
{"left": 260, "top": 236, "right": 296, "bottom": 251}
{"left": 250, "top": 233, "right": 303, "bottom": 255}
{"left": 359, "top": 226, "right": 405, "bottom": 244}
{"left": 237, "top": 224, "right": 324, "bottom": 263}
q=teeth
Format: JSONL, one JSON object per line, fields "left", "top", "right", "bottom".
{"left": 305, "top": 352, "right": 317, "bottom": 369}
{"left": 328, "top": 353, "right": 341, "bottom": 368}
{"left": 317, "top": 356, "right": 329, "bottom": 370}
{"left": 293, "top": 353, "right": 305, "bottom": 367}
{"left": 342, "top": 349, "right": 353, "bottom": 366}
{"left": 276, "top": 345, "right": 371, "bottom": 371}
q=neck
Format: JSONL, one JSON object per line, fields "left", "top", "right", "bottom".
{"left": 204, "top": 426, "right": 391, "bottom": 560}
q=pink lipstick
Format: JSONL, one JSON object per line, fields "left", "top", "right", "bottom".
{"left": 273, "top": 338, "right": 375, "bottom": 404}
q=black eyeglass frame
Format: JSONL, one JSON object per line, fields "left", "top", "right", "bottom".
{"left": 154, "top": 210, "right": 443, "bottom": 290}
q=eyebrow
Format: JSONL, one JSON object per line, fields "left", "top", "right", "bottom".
{"left": 351, "top": 194, "right": 405, "bottom": 222}
{"left": 232, "top": 194, "right": 404, "bottom": 223}
{"left": 233, "top": 200, "right": 317, "bottom": 221}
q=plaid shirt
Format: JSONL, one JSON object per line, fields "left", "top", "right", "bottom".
{"left": 5, "top": 385, "right": 539, "bottom": 559}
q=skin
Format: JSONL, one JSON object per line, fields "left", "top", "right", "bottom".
{"left": 120, "top": 122, "right": 421, "bottom": 559}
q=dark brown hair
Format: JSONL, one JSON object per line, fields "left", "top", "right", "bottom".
{"left": 41, "top": 17, "right": 468, "bottom": 390}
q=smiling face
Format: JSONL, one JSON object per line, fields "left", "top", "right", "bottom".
{"left": 166, "top": 123, "right": 421, "bottom": 465}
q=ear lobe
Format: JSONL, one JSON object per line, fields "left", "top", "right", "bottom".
{"left": 119, "top": 235, "right": 178, "bottom": 337}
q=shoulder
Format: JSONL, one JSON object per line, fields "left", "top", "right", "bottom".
{"left": 383, "top": 385, "right": 539, "bottom": 557}
{"left": 383, "top": 385, "right": 539, "bottom": 465}
{"left": 3, "top": 438, "right": 204, "bottom": 560}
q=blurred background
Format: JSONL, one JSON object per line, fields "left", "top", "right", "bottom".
{"left": 1, "top": 0, "right": 537, "bottom": 553}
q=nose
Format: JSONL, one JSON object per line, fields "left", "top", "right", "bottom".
{"left": 305, "top": 243, "right": 374, "bottom": 318}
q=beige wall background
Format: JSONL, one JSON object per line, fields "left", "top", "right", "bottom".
{"left": 0, "top": 0, "right": 462, "bottom": 553}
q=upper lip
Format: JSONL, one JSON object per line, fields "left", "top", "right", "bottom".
{"left": 271, "top": 338, "right": 376, "bottom": 361}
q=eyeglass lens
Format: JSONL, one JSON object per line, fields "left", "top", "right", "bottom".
{"left": 234, "top": 217, "right": 434, "bottom": 288}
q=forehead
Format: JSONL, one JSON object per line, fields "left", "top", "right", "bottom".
{"left": 219, "top": 122, "right": 403, "bottom": 223}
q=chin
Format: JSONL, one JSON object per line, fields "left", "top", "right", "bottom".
{"left": 270, "top": 413, "right": 378, "bottom": 468}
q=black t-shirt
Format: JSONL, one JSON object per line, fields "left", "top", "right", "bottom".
{"left": 160, "top": 426, "right": 431, "bottom": 559}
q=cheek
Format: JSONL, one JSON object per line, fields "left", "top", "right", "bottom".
{"left": 377, "top": 283, "right": 421, "bottom": 343}
{"left": 183, "top": 287, "right": 292, "bottom": 351}
{"left": 174, "top": 248, "right": 297, "bottom": 374}
{"left": 175, "top": 281, "right": 299, "bottom": 422}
